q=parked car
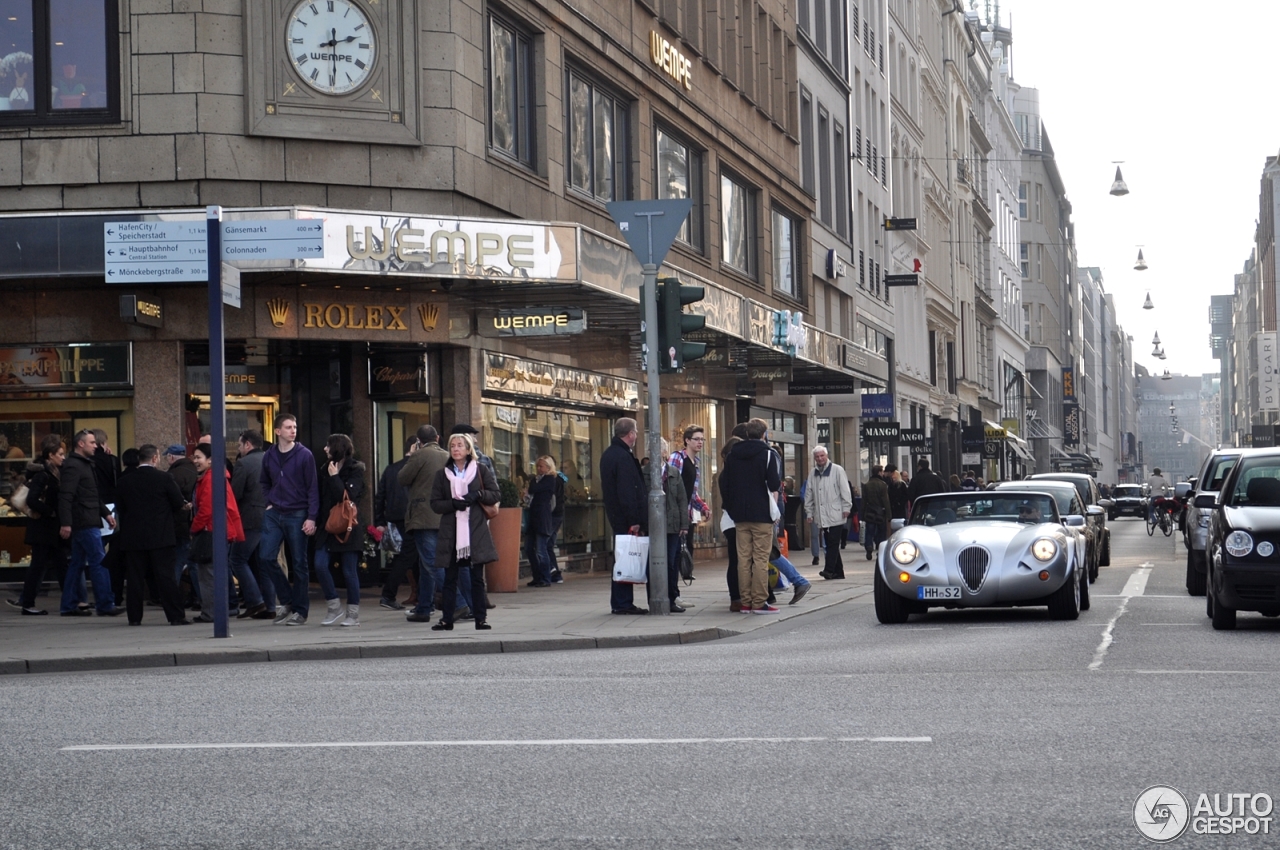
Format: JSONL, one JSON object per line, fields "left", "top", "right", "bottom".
{"left": 1185, "top": 450, "right": 1245, "bottom": 597}
{"left": 1173, "top": 480, "right": 1195, "bottom": 532}
{"left": 1029, "top": 472, "right": 1113, "bottom": 574}
{"left": 874, "top": 490, "right": 1089, "bottom": 624}
{"left": 1199, "top": 449, "right": 1280, "bottom": 630}
{"left": 994, "top": 480, "right": 1100, "bottom": 583}
{"left": 1108, "top": 483, "right": 1148, "bottom": 521}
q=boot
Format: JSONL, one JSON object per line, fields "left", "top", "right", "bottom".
{"left": 321, "top": 599, "right": 345, "bottom": 626}
{"left": 404, "top": 570, "right": 419, "bottom": 607}
{"left": 341, "top": 604, "right": 359, "bottom": 627}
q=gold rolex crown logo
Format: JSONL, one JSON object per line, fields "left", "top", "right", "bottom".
{"left": 418, "top": 302, "right": 440, "bottom": 331}
{"left": 266, "top": 298, "right": 290, "bottom": 328}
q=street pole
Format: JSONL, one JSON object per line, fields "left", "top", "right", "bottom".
{"left": 642, "top": 261, "right": 669, "bottom": 615}
{"left": 206, "top": 205, "right": 230, "bottom": 638}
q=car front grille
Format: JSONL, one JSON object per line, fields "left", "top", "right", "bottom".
{"left": 1233, "top": 584, "right": 1278, "bottom": 602}
{"left": 958, "top": 546, "right": 990, "bottom": 592}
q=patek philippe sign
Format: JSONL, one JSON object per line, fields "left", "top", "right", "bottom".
{"left": 0, "top": 344, "right": 132, "bottom": 391}
{"left": 476, "top": 307, "right": 586, "bottom": 338}
{"left": 860, "top": 422, "right": 900, "bottom": 442}
{"left": 483, "top": 352, "right": 639, "bottom": 410}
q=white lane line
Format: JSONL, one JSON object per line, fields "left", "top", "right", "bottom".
{"left": 61, "top": 736, "right": 933, "bottom": 753}
{"left": 1089, "top": 564, "right": 1152, "bottom": 671}
{"left": 1090, "top": 595, "right": 1186, "bottom": 598}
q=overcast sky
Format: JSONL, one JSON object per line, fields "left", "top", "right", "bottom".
{"left": 1000, "top": 0, "right": 1280, "bottom": 379}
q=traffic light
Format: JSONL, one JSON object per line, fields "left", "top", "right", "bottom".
{"left": 658, "top": 277, "right": 706, "bottom": 372}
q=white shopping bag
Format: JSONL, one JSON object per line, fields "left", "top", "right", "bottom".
{"left": 612, "top": 534, "right": 650, "bottom": 584}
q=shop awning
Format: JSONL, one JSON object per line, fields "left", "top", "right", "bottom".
{"left": 1008, "top": 436, "right": 1034, "bottom": 461}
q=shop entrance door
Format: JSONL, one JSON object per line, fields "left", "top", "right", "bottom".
{"left": 196, "top": 396, "right": 276, "bottom": 458}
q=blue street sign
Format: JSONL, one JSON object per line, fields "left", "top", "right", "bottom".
{"left": 221, "top": 219, "right": 325, "bottom": 260}
{"left": 104, "top": 218, "right": 325, "bottom": 282}
{"left": 860, "top": 393, "right": 894, "bottom": 418}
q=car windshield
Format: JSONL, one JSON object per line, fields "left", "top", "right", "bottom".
{"left": 909, "top": 493, "right": 1058, "bottom": 526}
{"left": 1206, "top": 455, "right": 1240, "bottom": 491}
{"left": 994, "top": 482, "right": 1075, "bottom": 515}
{"left": 1227, "top": 458, "right": 1280, "bottom": 507}
{"left": 1114, "top": 485, "right": 1142, "bottom": 498}
{"left": 1031, "top": 475, "right": 1091, "bottom": 506}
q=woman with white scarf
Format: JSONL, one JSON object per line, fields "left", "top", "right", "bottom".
{"left": 428, "top": 433, "right": 499, "bottom": 630}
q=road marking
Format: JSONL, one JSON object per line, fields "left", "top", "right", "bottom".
{"left": 1137, "top": 623, "right": 1200, "bottom": 626}
{"left": 61, "top": 736, "right": 934, "bottom": 753}
{"left": 1089, "top": 563, "right": 1153, "bottom": 671}
{"left": 1091, "top": 595, "right": 1186, "bottom": 598}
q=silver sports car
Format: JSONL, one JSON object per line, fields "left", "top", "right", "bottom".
{"left": 874, "top": 490, "right": 1089, "bottom": 623}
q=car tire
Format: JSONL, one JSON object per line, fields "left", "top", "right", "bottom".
{"left": 1099, "top": 530, "right": 1110, "bottom": 568}
{"left": 1079, "top": 566, "right": 1090, "bottom": 611}
{"left": 873, "top": 567, "right": 912, "bottom": 624}
{"left": 1108, "top": 512, "right": 1116, "bottom": 522}
{"left": 1186, "top": 549, "right": 1206, "bottom": 597}
{"left": 1210, "top": 587, "right": 1237, "bottom": 631}
{"left": 1047, "top": 566, "right": 1082, "bottom": 621}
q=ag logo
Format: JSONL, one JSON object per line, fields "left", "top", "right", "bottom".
{"left": 1134, "top": 785, "right": 1190, "bottom": 843}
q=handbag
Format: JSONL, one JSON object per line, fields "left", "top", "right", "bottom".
{"left": 189, "top": 530, "right": 213, "bottom": 564}
{"left": 325, "top": 490, "right": 358, "bottom": 543}
{"left": 769, "top": 492, "right": 782, "bottom": 523}
{"left": 612, "top": 533, "right": 649, "bottom": 584}
{"left": 382, "top": 523, "right": 403, "bottom": 555}
{"left": 679, "top": 547, "right": 695, "bottom": 585}
{"left": 481, "top": 502, "right": 499, "bottom": 520}
{"left": 7, "top": 482, "right": 30, "bottom": 516}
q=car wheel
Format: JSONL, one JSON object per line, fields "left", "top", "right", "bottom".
{"left": 1047, "top": 566, "right": 1082, "bottom": 621}
{"left": 1079, "top": 565, "right": 1091, "bottom": 611}
{"left": 873, "top": 567, "right": 912, "bottom": 624}
{"left": 1099, "top": 530, "right": 1111, "bottom": 567}
{"left": 1210, "top": 586, "right": 1237, "bottom": 631}
{"left": 1108, "top": 512, "right": 1116, "bottom": 522}
{"left": 1186, "top": 549, "right": 1206, "bottom": 597}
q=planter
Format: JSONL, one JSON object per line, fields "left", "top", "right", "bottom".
{"left": 485, "top": 506, "right": 522, "bottom": 592}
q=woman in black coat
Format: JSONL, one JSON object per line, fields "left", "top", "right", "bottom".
{"left": 14, "top": 435, "right": 72, "bottom": 615}
{"left": 429, "top": 433, "right": 499, "bottom": 630}
{"left": 313, "top": 433, "right": 366, "bottom": 627}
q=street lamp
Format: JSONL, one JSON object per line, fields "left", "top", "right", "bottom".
{"left": 1135, "top": 248, "right": 1148, "bottom": 271}
{"left": 1110, "top": 164, "right": 1130, "bottom": 196}
{"left": 1143, "top": 291, "right": 1154, "bottom": 310}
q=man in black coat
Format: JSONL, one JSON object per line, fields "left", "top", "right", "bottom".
{"left": 90, "top": 429, "right": 126, "bottom": 605}
{"left": 600, "top": 417, "right": 648, "bottom": 614}
{"left": 114, "top": 444, "right": 190, "bottom": 625}
{"left": 905, "top": 457, "right": 947, "bottom": 511}
{"left": 164, "top": 444, "right": 199, "bottom": 606}
{"left": 719, "top": 418, "right": 781, "bottom": 612}
{"left": 377, "top": 434, "right": 419, "bottom": 610}
{"left": 57, "top": 429, "right": 121, "bottom": 616}
{"left": 230, "top": 430, "right": 269, "bottom": 619}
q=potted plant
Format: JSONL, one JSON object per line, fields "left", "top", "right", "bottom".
{"left": 484, "top": 476, "right": 523, "bottom": 592}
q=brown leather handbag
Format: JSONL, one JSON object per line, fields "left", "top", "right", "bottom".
{"left": 325, "top": 490, "right": 359, "bottom": 543}
{"left": 481, "top": 501, "right": 499, "bottom": 520}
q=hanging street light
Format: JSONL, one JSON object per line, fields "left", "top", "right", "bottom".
{"left": 1110, "top": 165, "right": 1130, "bottom": 196}
{"left": 1162, "top": 370, "right": 1173, "bottom": 380}
{"left": 1143, "top": 291, "right": 1154, "bottom": 310}
{"left": 1156, "top": 348, "right": 1167, "bottom": 360}
{"left": 1134, "top": 248, "right": 1148, "bottom": 271}
{"left": 1152, "top": 331, "right": 1161, "bottom": 345}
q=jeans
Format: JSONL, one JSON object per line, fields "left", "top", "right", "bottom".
{"left": 547, "top": 517, "right": 563, "bottom": 575}
{"left": 770, "top": 552, "right": 809, "bottom": 588}
{"left": 862, "top": 521, "right": 885, "bottom": 557}
{"left": 410, "top": 528, "right": 438, "bottom": 616}
{"left": 380, "top": 523, "right": 419, "bottom": 601}
{"left": 229, "top": 530, "right": 264, "bottom": 609}
{"left": 61, "top": 528, "right": 114, "bottom": 613}
{"left": 315, "top": 548, "right": 361, "bottom": 606}
{"left": 526, "top": 531, "right": 553, "bottom": 584}
{"left": 259, "top": 508, "right": 311, "bottom": 616}
{"left": 809, "top": 519, "right": 824, "bottom": 558}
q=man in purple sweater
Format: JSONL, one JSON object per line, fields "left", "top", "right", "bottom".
{"left": 257, "top": 414, "right": 320, "bottom": 625}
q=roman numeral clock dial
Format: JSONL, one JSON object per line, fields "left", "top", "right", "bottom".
{"left": 286, "top": 0, "right": 376, "bottom": 95}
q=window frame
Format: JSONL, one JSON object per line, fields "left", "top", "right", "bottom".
{"left": 654, "top": 122, "right": 704, "bottom": 252}
{"left": 0, "top": 0, "right": 122, "bottom": 128}
{"left": 564, "top": 66, "right": 629, "bottom": 204}
{"left": 719, "top": 169, "right": 757, "bottom": 278}
{"left": 487, "top": 11, "right": 537, "bottom": 169}
{"left": 772, "top": 206, "right": 800, "bottom": 298}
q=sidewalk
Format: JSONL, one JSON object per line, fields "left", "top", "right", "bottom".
{"left": 0, "top": 557, "right": 875, "bottom": 675}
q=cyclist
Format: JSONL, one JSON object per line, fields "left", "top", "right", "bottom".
{"left": 1145, "top": 467, "right": 1169, "bottom": 525}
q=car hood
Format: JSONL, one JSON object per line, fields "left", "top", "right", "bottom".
{"left": 892, "top": 520, "right": 1069, "bottom": 563}
{"left": 1223, "top": 506, "right": 1280, "bottom": 533}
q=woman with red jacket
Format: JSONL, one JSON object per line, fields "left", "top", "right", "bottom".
{"left": 190, "top": 442, "right": 246, "bottom": 623}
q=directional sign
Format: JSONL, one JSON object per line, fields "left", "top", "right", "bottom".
{"left": 883, "top": 217, "right": 917, "bottom": 231}
{"left": 884, "top": 273, "right": 920, "bottom": 287}
{"left": 221, "top": 263, "right": 241, "bottom": 309}
{"left": 104, "top": 221, "right": 207, "bottom": 283}
{"left": 221, "top": 219, "right": 325, "bottom": 260}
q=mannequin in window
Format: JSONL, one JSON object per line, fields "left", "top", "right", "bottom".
{"left": 53, "top": 64, "right": 86, "bottom": 107}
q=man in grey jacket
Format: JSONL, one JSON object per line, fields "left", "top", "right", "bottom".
{"left": 398, "top": 425, "right": 453, "bottom": 622}
{"left": 803, "top": 446, "right": 852, "bottom": 580}
{"left": 58, "top": 429, "right": 122, "bottom": 616}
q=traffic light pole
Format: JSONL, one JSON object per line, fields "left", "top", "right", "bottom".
{"left": 642, "top": 262, "right": 670, "bottom": 615}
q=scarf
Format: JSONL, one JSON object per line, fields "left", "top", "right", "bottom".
{"left": 446, "top": 460, "right": 478, "bottom": 560}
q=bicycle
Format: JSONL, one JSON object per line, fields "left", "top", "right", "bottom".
{"left": 1147, "top": 496, "right": 1175, "bottom": 537}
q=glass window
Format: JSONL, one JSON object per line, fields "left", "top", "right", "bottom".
{"left": 567, "top": 70, "right": 627, "bottom": 203}
{"left": 772, "top": 208, "right": 797, "bottom": 297}
{"left": 489, "top": 14, "right": 536, "bottom": 167}
{"left": 720, "top": 172, "right": 755, "bottom": 276}
{"left": 1017, "top": 182, "right": 1028, "bottom": 219}
{"left": 656, "top": 125, "right": 703, "bottom": 250}
{"left": 0, "top": 0, "right": 118, "bottom": 125}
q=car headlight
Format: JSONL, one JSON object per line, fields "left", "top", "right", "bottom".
{"left": 1031, "top": 538, "right": 1058, "bottom": 561}
{"left": 1226, "top": 530, "right": 1254, "bottom": 557}
{"left": 891, "top": 540, "right": 919, "bottom": 565}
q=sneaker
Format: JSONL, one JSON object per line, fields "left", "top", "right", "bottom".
{"left": 379, "top": 597, "right": 404, "bottom": 611}
{"left": 321, "top": 602, "right": 345, "bottom": 626}
{"left": 21, "top": 607, "right": 48, "bottom": 615}
{"left": 272, "top": 606, "right": 293, "bottom": 624}
{"left": 752, "top": 604, "right": 780, "bottom": 614}
{"left": 4, "top": 598, "right": 19, "bottom": 609}
{"left": 341, "top": 612, "right": 359, "bottom": 627}
{"left": 790, "top": 582, "right": 811, "bottom": 605}
{"left": 285, "top": 612, "right": 307, "bottom": 626}
{"left": 669, "top": 604, "right": 687, "bottom": 613}
{"left": 405, "top": 611, "right": 432, "bottom": 623}
{"left": 674, "top": 597, "right": 694, "bottom": 608}
{"left": 550, "top": 570, "right": 564, "bottom": 583}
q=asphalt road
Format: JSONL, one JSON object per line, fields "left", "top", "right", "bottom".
{"left": 3, "top": 518, "right": 1278, "bottom": 849}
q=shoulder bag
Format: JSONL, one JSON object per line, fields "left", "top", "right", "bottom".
{"left": 325, "top": 490, "right": 359, "bottom": 543}
{"left": 8, "top": 482, "right": 30, "bottom": 516}
{"left": 481, "top": 502, "right": 499, "bottom": 520}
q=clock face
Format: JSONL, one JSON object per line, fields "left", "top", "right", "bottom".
{"left": 286, "top": 0, "right": 376, "bottom": 95}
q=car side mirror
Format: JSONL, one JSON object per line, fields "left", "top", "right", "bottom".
{"left": 1065, "top": 515, "right": 1086, "bottom": 527}
{"left": 890, "top": 518, "right": 905, "bottom": 532}
{"left": 1193, "top": 494, "right": 1218, "bottom": 509}
{"left": 1097, "top": 498, "right": 1114, "bottom": 509}
{"left": 1086, "top": 505, "right": 1105, "bottom": 517}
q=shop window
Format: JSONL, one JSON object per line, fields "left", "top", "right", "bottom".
{"left": 655, "top": 124, "right": 704, "bottom": 251}
{"left": 772, "top": 207, "right": 798, "bottom": 297}
{"left": 566, "top": 69, "right": 628, "bottom": 203}
{"left": 488, "top": 12, "right": 536, "bottom": 168}
{"left": 720, "top": 171, "right": 756, "bottom": 277}
{"left": 0, "top": 0, "right": 120, "bottom": 126}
